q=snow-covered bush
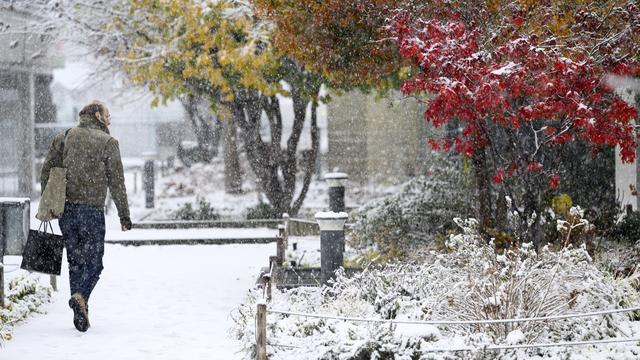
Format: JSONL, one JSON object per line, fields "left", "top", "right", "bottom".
{"left": 0, "top": 274, "right": 52, "bottom": 343}
{"left": 610, "top": 210, "right": 640, "bottom": 249}
{"left": 171, "top": 196, "right": 220, "bottom": 221}
{"left": 349, "top": 153, "right": 475, "bottom": 259}
{"left": 232, "top": 219, "right": 640, "bottom": 359}
{"left": 596, "top": 238, "right": 640, "bottom": 280}
{"left": 245, "top": 202, "right": 282, "bottom": 220}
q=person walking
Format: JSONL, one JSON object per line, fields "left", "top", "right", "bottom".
{"left": 41, "top": 101, "right": 131, "bottom": 332}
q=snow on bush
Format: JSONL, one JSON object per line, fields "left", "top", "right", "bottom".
{"left": 0, "top": 274, "right": 52, "bottom": 343}
{"left": 232, "top": 219, "right": 640, "bottom": 359}
{"left": 349, "top": 153, "right": 474, "bottom": 259}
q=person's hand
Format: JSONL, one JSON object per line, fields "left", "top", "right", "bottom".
{"left": 120, "top": 217, "right": 132, "bottom": 232}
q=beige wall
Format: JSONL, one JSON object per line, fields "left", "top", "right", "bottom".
{"left": 327, "top": 91, "right": 369, "bottom": 181}
{"left": 614, "top": 88, "right": 639, "bottom": 210}
{"left": 365, "top": 91, "right": 425, "bottom": 184}
{"left": 327, "top": 90, "right": 431, "bottom": 184}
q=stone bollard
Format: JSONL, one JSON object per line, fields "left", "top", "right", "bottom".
{"left": 315, "top": 211, "right": 348, "bottom": 285}
{"left": 324, "top": 173, "right": 348, "bottom": 213}
{"left": 0, "top": 197, "right": 30, "bottom": 257}
{"left": 142, "top": 152, "right": 157, "bottom": 209}
{"left": 276, "top": 224, "right": 286, "bottom": 266}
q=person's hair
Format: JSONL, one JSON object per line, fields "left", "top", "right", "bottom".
{"left": 78, "top": 101, "right": 107, "bottom": 119}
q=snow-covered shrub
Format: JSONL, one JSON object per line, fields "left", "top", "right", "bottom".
{"left": 612, "top": 211, "right": 640, "bottom": 245}
{"left": 596, "top": 238, "right": 640, "bottom": 280}
{"left": 349, "top": 153, "right": 475, "bottom": 259}
{"left": 246, "top": 202, "right": 282, "bottom": 220}
{"left": 232, "top": 219, "right": 640, "bottom": 359}
{"left": 171, "top": 196, "right": 220, "bottom": 221}
{"left": 0, "top": 274, "right": 52, "bottom": 343}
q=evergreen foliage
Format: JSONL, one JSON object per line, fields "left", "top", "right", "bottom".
{"left": 350, "top": 153, "right": 475, "bottom": 258}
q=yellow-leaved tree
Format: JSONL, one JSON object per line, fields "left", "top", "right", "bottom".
{"left": 115, "top": 0, "right": 324, "bottom": 215}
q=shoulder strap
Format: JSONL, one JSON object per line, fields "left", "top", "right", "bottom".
{"left": 59, "top": 128, "right": 72, "bottom": 167}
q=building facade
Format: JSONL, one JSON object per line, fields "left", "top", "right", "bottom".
{"left": 0, "top": 9, "right": 63, "bottom": 197}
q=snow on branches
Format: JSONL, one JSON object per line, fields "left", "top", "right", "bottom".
{"left": 394, "top": 17, "right": 638, "bottom": 186}
{"left": 232, "top": 220, "right": 640, "bottom": 359}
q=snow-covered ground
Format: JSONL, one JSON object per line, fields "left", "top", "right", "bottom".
{"left": 1, "top": 242, "right": 273, "bottom": 359}
{"left": 0, "top": 194, "right": 282, "bottom": 359}
{"left": 123, "top": 156, "right": 401, "bottom": 221}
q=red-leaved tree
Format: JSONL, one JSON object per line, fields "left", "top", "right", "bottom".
{"left": 394, "top": 18, "right": 638, "bottom": 245}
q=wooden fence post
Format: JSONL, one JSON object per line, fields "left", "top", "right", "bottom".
{"left": 256, "top": 302, "right": 267, "bottom": 360}
{"left": 260, "top": 273, "right": 272, "bottom": 302}
{"left": 0, "top": 263, "right": 4, "bottom": 308}
{"left": 266, "top": 280, "right": 272, "bottom": 302}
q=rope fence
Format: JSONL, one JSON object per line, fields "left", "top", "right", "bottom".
{"left": 255, "top": 302, "right": 640, "bottom": 359}
{"left": 266, "top": 306, "right": 640, "bottom": 325}
{"left": 288, "top": 218, "right": 317, "bottom": 225}
{"left": 408, "top": 337, "right": 640, "bottom": 353}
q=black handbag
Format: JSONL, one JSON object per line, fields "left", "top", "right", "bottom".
{"left": 20, "top": 222, "right": 64, "bottom": 276}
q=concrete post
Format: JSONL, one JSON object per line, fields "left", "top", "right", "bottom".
{"left": 17, "top": 72, "right": 35, "bottom": 197}
{"left": 324, "top": 173, "right": 348, "bottom": 213}
{"left": 315, "top": 211, "right": 348, "bottom": 285}
{"left": 276, "top": 225, "right": 285, "bottom": 266}
{"left": 143, "top": 152, "right": 157, "bottom": 209}
{"left": 282, "top": 213, "right": 290, "bottom": 241}
{"left": 0, "top": 197, "right": 30, "bottom": 256}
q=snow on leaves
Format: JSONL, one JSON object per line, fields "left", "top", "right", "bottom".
{"left": 394, "top": 18, "right": 638, "bottom": 186}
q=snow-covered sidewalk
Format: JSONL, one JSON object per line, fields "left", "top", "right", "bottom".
{"left": 1, "top": 243, "right": 272, "bottom": 359}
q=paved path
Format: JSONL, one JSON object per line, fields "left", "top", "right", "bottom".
{"left": 2, "top": 243, "right": 271, "bottom": 360}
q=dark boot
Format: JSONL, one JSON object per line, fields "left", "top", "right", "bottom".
{"left": 69, "top": 293, "right": 90, "bottom": 332}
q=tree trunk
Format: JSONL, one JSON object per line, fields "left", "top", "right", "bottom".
{"left": 522, "top": 178, "right": 543, "bottom": 249}
{"left": 229, "top": 85, "right": 321, "bottom": 216}
{"left": 222, "top": 113, "right": 242, "bottom": 194}
{"left": 232, "top": 93, "right": 286, "bottom": 212}
{"left": 472, "top": 147, "right": 492, "bottom": 232}
{"left": 181, "top": 95, "right": 220, "bottom": 163}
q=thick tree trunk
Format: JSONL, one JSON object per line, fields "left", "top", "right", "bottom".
{"left": 230, "top": 85, "right": 321, "bottom": 217}
{"left": 222, "top": 113, "right": 243, "bottom": 194}
{"left": 232, "top": 94, "right": 285, "bottom": 212}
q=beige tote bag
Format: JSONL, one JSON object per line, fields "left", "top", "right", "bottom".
{"left": 36, "top": 130, "right": 70, "bottom": 222}
{"left": 36, "top": 167, "right": 67, "bottom": 221}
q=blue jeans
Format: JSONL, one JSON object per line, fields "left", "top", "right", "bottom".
{"left": 59, "top": 203, "right": 105, "bottom": 302}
